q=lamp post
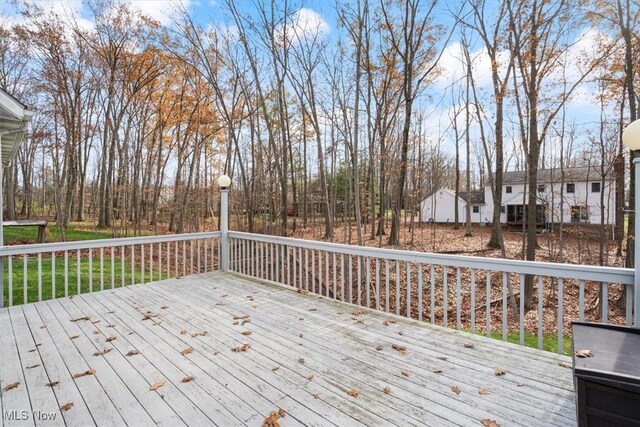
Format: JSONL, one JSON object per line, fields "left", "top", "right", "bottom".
{"left": 622, "top": 119, "right": 640, "bottom": 328}
{"left": 217, "top": 175, "right": 231, "bottom": 272}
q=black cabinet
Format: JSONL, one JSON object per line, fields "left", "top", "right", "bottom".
{"left": 572, "top": 322, "right": 640, "bottom": 426}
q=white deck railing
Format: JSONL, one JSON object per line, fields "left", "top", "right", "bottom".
{"left": 0, "top": 231, "right": 221, "bottom": 308}
{"left": 227, "top": 231, "right": 634, "bottom": 354}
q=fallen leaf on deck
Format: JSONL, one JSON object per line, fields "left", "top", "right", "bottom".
{"left": 478, "top": 388, "right": 490, "bottom": 395}
{"left": 376, "top": 345, "right": 384, "bottom": 351}
{"left": 233, "top": 314, "right": 249, "bottom": 320}
{"left": 401, "top": 371, "right": 409, "bottom": 377}
{"left": 107, "top": 324, "right": 117, "bottom": 328}
{"left": 126, "top": 350, "right": 140, "bottom": 356}
{"left": 215, "top": 302, "right": 225, "bottom": 306}
{"left": 347, "top": 389, "right": 358, "bottom": 397}
{"left": 517, "top": 383, "right": 524, "bottom": 387}
{"left": 451, "top": 385, "right": 461, "bottom": 395}
{"left": 398, "top": 331, "right": 404, "bottom": 336}
{"left": 60, "top": 402, "right": 74, "bottom": 412}
{"left": 232, "top": 343, "right": 251, "bottom": 352}
{"left": 213, "top": 351, "right": 220, "bottom": 356}
{"left": 432, "top": 368, "right": 443, "bottom": 374}
{"left": 26, "top": 364, "right": 40, "bottom": 369}
{"left": 181, "top": 347, "right": 194, "bottom": 356}
{"left": 142, "top": 313, "right": 158, "bottom": 321}
{"left": 351, "top": 317, "right": 364, "bottom": 324}
{"left": 92, "top": 331, "right": 100, "bottom": 335}
{"left": 352, "top": 310, "right": 365, "bottom": 315}
{"left": 180, "top": 330, "right": 187, "bottom": 335}
{"left": 558, "top": 362, "right": 572, "bottom": 369}
{"left": 463, "top": 342, "right": 474, "bottom": 349}
{"left": 383, "top": 319, "right": 396, "bottom": 326}
{"left": 105, "top": 336, "right": 116, "bottom": 342}
{"left": 233, "top": 321, "right": 239, "bottom": 325}
{"left": 160, "top": 305, "right": 169, "bottom": 309}
{"left": 191, "top": 331, "right": 208, "bottom": 338}
{"left": 91, "top": 320, "right": 101, "bottom": 324}
{"left": 3, "top": 382, "right": 19, "bottom": 391}
{"left": 272, "top": 367, "right": 280, "bottom": 372}
{"left": 70, "top": 335, "right": 80, "bottom": 339}
{"left": 71, "top": 316, "right": 90, "bottom": 322}
{"left": 392, "top": 344, "right": 407, "bottom": 354}
{"left": 93, "top": 349, "right": 112, "bottom": 356}
{"left": 242, "top": 331, "right": 252, "bottom": 336}
{"left": 46, "top": 381, "right": 60, "bottom": 387}
{"left": 299, "top": 317, "right": 304, "bottom": 321}
{"left": 106, "top": 311, "right": 115, "bottom": 314}
{"left": 262, "top": 408, "right": 286, "bottom": 427}
{"left": 575, "top": 349, "right": 593, "bottom": 358}
{"left": 149, "top": 380, "right": 166, "bottom": 391}
{"left": 241, "top": 319, "right": 251, "bottom": 325}
{"left": 298, "top": 358, "right": 305, "bottom": 364}
{"left": 40, "top": 325, "right": 47, "bottom": 329}
{"left": 152, "top": 321, "right": 161, "bottom": 326}
{"left": 313, "top": 393, "right": 320, "bottom": 399}
{"left": 28, "top": 349, "right": 36, "bottom": 353}
{"left": 438, "top": 356, "right": 448, "bottom": 361}
{"left": 181, "top": 376, "right": 194, "bottom": 383}
{"left": 222, "top": 294, "right": 228, "bottom": 298}
{"left": 299, "top": 333, "right": 303, "bottom": 338}
{"left": 481, "top": 419, "right": 500, "bottom": 427}
{"left": 494, "top": 369, "right": 506, "bottom": 376}
{"left": 307, "top": 374, "right": 314, "bottom": 381}
{"left": 73, "top": 369, "right": 96, "bottom": 379}
{"left": 383, "top": 386, "right": 391, "bottom": 394}
{"left": 308, "top": 308, "right": 317, "bottom": 312}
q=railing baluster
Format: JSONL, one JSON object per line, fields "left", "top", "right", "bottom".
{"left": 430, "top": 264, "right": 435, "bottom": 324}
{"left": 319, "top": 251, "right": 324, "bottom": 296}
{"left": 312, "top": 250, "right": 316, "bottom": 294}
{"left": 406, "top": 262, "right": 411, "bottom": 318}
{"left": 131, "top": 246, "right": 135, "bottom": 285}
{"left": 121, "top": 246, "right": 125, "bottom": 286}
{"left": 418, "top": 265, "right": 423, "bottom": 322}
{"left": 64, "top": 251, "right": 68, "bottom": 298}
{"left": 77, "top": 249, "right": 81, "bottom": 295}
{"left": 470, "top": 269, "right": 476, "bottom": 334}
{"left": 579, "top": 279, "right": 585, "bottom": 322}
{"left": 325, "top": 251, "right": 330, "bottom": 298}
{"left": 100, "top": 248, "right": 105, "bottom": 290}
{"left": 385, "top": 260, "right": 390, "bottom": 312}
{"left": 558, "top": 277, "right": 564, "bottom": 355}
{"left": 333, "top": 253, "right": 337, "bottom": 300}
{"left": 162, "top": 242, "right": 166, "bottom": 277}
{"left": 502, "top": 272, "right": 507, "bottom": 342}
{"left": 538, "top": 276, "right": 544, "bottom": 350}
{"left": 366, "top": 257, "right": 371, "bottom": 307}
{"left": 38, "top": 253, "right": 42, "bottom": 302}
{"left": 110, "top": 247, "right": 114, "bottom": 289}
{"left": 190, "top": 240, "right": 194, "bottom": 275}
{"left": 395, "top": 261, "right": 400, "bottom": 316}
{"left": 197, "top": 240, "right": 201, "bottom": 273}
{"left": 348, "top": 255, "right": 353, "bottom": 304}
{"left": 486, "top": 271, "right": 491, "bottom": 337}
{"left": 293, "top": 245, "right": 297, "bottom": 286}
{"left": 8, "top": 256, "right": 13, "bottom": 306}
{"left": 167, "top": 242, "right": 171, "bottom": 278}
{"left": 182, "top": 241, "right": 186, "bottom": 277}
{"left": 51, "top": 254, "right": 54, "bottom": 300}
{"left": 356, "top": 255, "right": 361, "bottom": 305}
{"left": 519, "top": 273, "right": 525, "bottom": 346}
{"left": 340, "top": 254, "right": 345, "bottom": 302}
{"left": 305, "top": 249, "right": 309, "bottom": 291}
{"left": 88, "top": 250, "right": 92, "bottom": 293}
{"left": 456, "top": 267, "right": 461, "bottom": 329}
{"left": 375, "top": 259, "right": 380, "bottom": 311}
{"left": 24, "top": 254, "right": 28, "bottom": 303}
{"left": 443, "top": 266, "right": 448, "bottom": 327}
{"left": 602, "top": 283, "right": 609, "bottom": 323}
{"left": 142, "top": 245, "right": 146, "bottom": 284}
{"left": 150, "top": 243, "right": 154, "bottom": 280}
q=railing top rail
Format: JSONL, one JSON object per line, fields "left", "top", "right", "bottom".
{"left": 0, "top": 231, "right": 222, "bottom": 256}
{"left": 229, "top": 231, "right": 633, "bottom": 285}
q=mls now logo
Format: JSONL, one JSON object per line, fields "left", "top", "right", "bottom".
{"left": 3, "top": 410, "right": 57, "bottom": 421}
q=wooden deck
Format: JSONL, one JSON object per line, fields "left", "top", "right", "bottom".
{"left": 1, "top": 271, "right": 576, "bottom": 426}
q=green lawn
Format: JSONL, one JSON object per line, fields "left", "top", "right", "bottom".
{"left": 471, "top": 329, "right": 572, "bottom": 355}
{"left": 3, "top": 223, "right": 114, "bottom": 244}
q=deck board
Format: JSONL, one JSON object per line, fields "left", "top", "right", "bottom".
{"left": 1, "top": 271, "right": 577, "bottom": 426}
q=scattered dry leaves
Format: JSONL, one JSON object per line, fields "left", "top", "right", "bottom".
{"left": 73, "top": 369, "right": 96, "bottom": 379}
{"left": 478, "top": 388, "right": 490, "bottom": 395}
{"left": 438, "top": 356, "right": 448, "bottom": 361}
{"left": 494, "top": 369, "right": 506, "bottom": 376}
{"left": 347, "top": 389, "right": 358, "bottom": 397}
{"left": 40, "top": 325, "right": 47, "bottom": 329}
{"left": 149, "top": 380, "right": 166, "bottom": 391}
{"left": 70, "top": 316, "right": 90, "bottom": 322}
{"left": 392, "top": 344, "right": 407, "bottom": 354}
{"left": 60, "top": 402, "right": 74, "bottom": 412}
{"left": 241, "top": 319, "right": 251, "bottom": 325}
{"left": 91, "top": 320, "right": 101, "bottom": 324}
{"left": 307, "top": 374, "right": 314, "bottom": 381}
{"left": 383, "top": 386, "right": 391, "bottom": 394}
{"left": 160, "top": 305, "right": 169, "bottom": 309}
{"left": 298, "top": 357, "right": 305, "bottom": 364}
{"left": 308, "top": 308, "right": 317, "bottom": 312}
{"left": 3, "top": 382, "right": 19, "bottom": 391}
{"left": 481, "top": 419, "right": 500, "bottom": 427}
{"left": 451, "top": 385, "right": 461, "bottom": 395}
{"left": 181, "top": 376, "right": 194, "bottom": 383}
{"left": 232, "top": 343, "right": 251, "bottom": 352}
{"left": 105, "top": 336, "right": 116, "bottom": 342}
{"left": 401, "top": 371, "right": 409, "bottom": 377}
{"left": 383, "top": 319, "right": 396, "bottom": 326}
{"left": 352, "top": 310, "right": 365, "bottom": 315}
{"left": 191, "top": 331, "right": 208, "bottom": 338}
{"left": 92, "top": 331, "right": 100, "bottom": 335}
{"left": 46, "top": 381, "right": 60, "bottom": 387}
{"left": 241, "top": 331, "right": 252, "bottom": 336}
{"left": 180, "top": 330, "right": 187, "bottom": 335}
{"left": 93, "top": 349, "right": 112, "bottom": 356}
{"left": 575, "top": 349, "right": 593, "bottom": 358}
{"left": 463, "top": 342, "right": 474, "bottom": 349}
{"left": 375, "top": 345, "right": 384, "bottom": 351}
{"left": 180, "top": 347, "right": 194, "bottom": 356}
{"left": 126, "top": 350, "right": 140, "bottom": 357}
{"left": 70, "top": 335, "right": 80, "bottom": 339}
{"left": 558, "top": 362, "right": 572, "bottom": 369}
{"left": 233, "top": 314, "right": 250, "bottom": 320}
{"left": 142, "top": 313, "right": 158, "bottom": 321}
{"left": 272, "top": 367, "right": 280, "bottom": 372}
{"left": 26, "top": 364, "right": 40, "bottom": 369}
{"left": 432, "top": 368, "right": 443, "bottom": 374}
{"left": 262, "top": 408, "right": 286, "bottom": 427}
{"left": 106, "top": 324, "right": 117, "bottom": 328}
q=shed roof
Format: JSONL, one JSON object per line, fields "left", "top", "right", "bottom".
{"left": 0, "top": 88, "right": 35, "bottom": 166}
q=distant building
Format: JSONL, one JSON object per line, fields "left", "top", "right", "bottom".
{"left": 419, "top": 165, "right": 616, "bottom": 226}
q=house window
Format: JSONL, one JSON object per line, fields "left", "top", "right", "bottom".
{"left": 591, "top": 182, "right": 601, "bottom": 193}
{"left": 571, "top": 205, "right": 588, "bottom": 223}
{"left": 506, "top": 186, "right": 512, "bottom": 194}
{"left": 538, "top": 184, "right": 545, "bottom": 193}
{"left": 472, "top": 206, "right": 479, "bottom": 213}
{"left": 567, "top": 183, "right": 575, "bottom": 193}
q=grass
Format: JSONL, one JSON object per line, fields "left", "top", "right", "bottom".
{"left": 3, "top": 223, "right": 114, "bottom": 244}
{"left": 466, "top": 328, "right": 572, "bottom": 355}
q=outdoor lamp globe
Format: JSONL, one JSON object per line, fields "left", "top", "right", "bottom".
{"left": 623, "top": 119, "right": 640, "bottom": 151}
{"left": 217, "top": 175, "right": 231, "bottom": 189}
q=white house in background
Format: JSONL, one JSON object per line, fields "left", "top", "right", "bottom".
{"left": 420, "top": 165, "right": 616, "bottom": 226}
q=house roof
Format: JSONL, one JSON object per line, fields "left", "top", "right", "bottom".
{"left": 0, "top": 87, "right": 35, "bottom": 167}
{"left": 458, "top": 190, "right": 485, "bottom": 205}
{"left": 503, "top": 165, "right": 613, "bottom": 185}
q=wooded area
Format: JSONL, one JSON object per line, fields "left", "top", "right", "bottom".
{"left": 1, "top": 0, "right": 638, "bottom": 289}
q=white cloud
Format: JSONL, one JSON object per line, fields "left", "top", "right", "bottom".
{"left": 127, "top": 0, "right": 191, "bottom": 26}
{"left": 279, "top": 8, "right": 329, "bottom": 45}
